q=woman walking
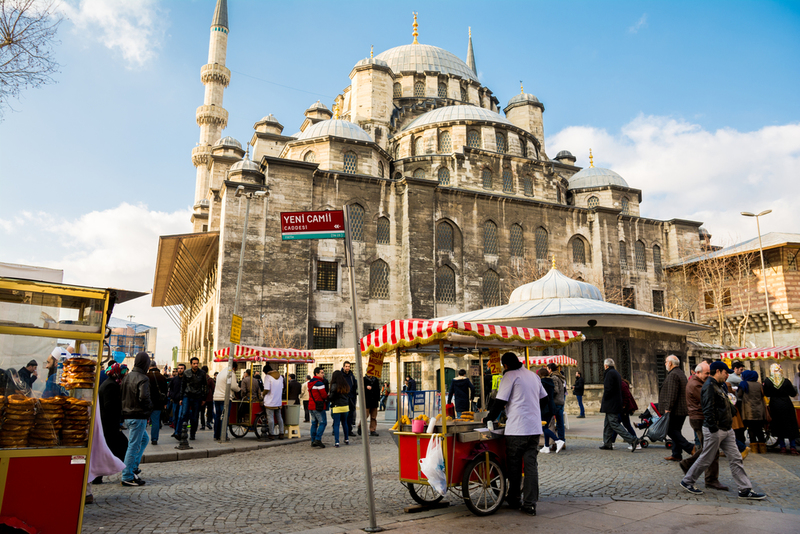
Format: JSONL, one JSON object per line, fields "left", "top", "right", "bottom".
{"left": 763, "top": 363, "right": 799, "bottom": 455}
{"left": 329, "top": 370, "right": 351, "bottom": 447}
{"left": 736, "top": 370, "right": 767, "bottom": 452}
{"left": 537, "top": 367, "right": 564, "bottom": 453}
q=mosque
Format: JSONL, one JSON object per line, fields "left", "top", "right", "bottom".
{"left": 152, "top": 0, "right": 708, "bottom": 401}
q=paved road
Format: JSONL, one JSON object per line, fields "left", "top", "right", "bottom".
{"left": 83, "top": 435, "right": 800, "bottom": 533}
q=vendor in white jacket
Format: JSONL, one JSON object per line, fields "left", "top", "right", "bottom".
{"left": 212, "top": 362, "right": 239, "bottom": 440}
{"left": 261, "top": 364, "right": 285, "bottom": 440}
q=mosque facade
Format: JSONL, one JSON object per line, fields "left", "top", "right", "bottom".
{"left": 152, "top": 1, "right": 706, "bottom": 389}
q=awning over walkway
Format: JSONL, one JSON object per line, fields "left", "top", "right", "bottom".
{"left": 151, "top": 232, "right": 219, "bottom": 308}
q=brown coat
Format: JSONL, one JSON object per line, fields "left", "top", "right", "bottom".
{"left": 686, "top": 374, "right": 705, "bottom": 420}
{"left": 658, "top": 366, "right": 688, "bottom": 416}
{"left": 736, "top": 380, "right": 766, "bottom": 421}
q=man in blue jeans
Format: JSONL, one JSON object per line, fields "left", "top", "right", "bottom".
{"left": 120, "top": 352, "right": 153, "bottom": 486}
{"left": 547, "top": 363, "right": 567, "bottom": 442}
{"left": 308, "top": 367, "right": 328, "bottom": 448}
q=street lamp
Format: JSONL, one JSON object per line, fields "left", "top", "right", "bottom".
{"left": 741, "top": 209, "right": 774, "bottom": 346}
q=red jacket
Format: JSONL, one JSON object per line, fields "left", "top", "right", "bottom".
{"left": 308, "top": 377, "right": 328, "bottom": 411}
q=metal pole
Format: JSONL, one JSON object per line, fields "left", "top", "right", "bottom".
{"left": 343, "top": 205, "right": 382, "bottom": 533}
{"left": 479, "top": 351, "right": 485, "bottom": 412}
{"left": 222, "top": 193, "right": 252, "bottom": 442}
{"left": 755, "top": 216, "right": 775, "bottom": 346}
{"left": 396, "top": 347, "right": 402, "bottom": 423}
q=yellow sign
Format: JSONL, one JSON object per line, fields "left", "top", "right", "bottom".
{"left": 487, "top": 350, "right": 502, "bottom": 375}
{"left": 230, "top": 314, "right": 242, "bottom": 344}
{"left": 366, "top": 352, "right": 385, "bottom": 378}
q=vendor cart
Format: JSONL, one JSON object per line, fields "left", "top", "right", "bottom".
{"left": 360, "top": 319, "right": 584, "bottom": 516}
{"left": 213, "top": 344, "right": 314, "bottom": 438}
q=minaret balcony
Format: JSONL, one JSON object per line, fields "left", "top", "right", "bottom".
{"left": 192, "top": 145, "right": 212, "bottom": 166}
{"left": 201, "top": 63, "right": 231, "bottom": 87}
{"left": 196, "top": 105, "right": 228, "bottom": 127}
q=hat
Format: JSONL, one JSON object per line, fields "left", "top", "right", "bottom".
{"left": 709, "top": 361, "right": 731, "bottom": 374}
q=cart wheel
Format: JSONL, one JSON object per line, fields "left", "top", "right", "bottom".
{"left": 229, "top": 424, "right": 248, "bottom": 438}
{"left": 461, "top": 456, "right": 506, "bottom": 516}
{"left": 253, "top": 414, "right": 266, "bottom": 439}
{"left": 407, "top": 483, "right": 444, "bottom": 505}
{"left": 666, "top": 440, "right": 673, "bottom": 449}
{"left": 640, "top": 439, "right": 649, "bottom": 448}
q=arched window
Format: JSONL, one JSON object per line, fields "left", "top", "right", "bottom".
{"left": 437, "top": 167, "right": 450, "bottom": 185}
{"left": 438, "top": 130, "right": 451, "bottom": 153}
{"left": 523, "top": 175, "right": 533, "bottom": 196}
{"left": 653, "top": 244, "right": 663, "bottom": 277}
{"left": 587, "top": 196, "right": 599, "bottom": 209}
{"left": 437, "top": 221, "right": 453, "bottom": 252}
{"left": 349, "top": 203, "right": 365, "bottom": 242}
{"left": 495, "top": 133, "right": 507, "bottom": 153}
{"left": 466, "top": 130, "right": 481, "bottom": 149}
{"left": 377, "top": 217, "right": 390, "bottom": 245}
{"left": 535, "top": 227, "right": 549, "bottom": 260}
{"left": 619, "top": 241, "right": 628, "bottom": 270}
{"left": 377, "top": 161, "right": 384, "bottom": 178}
{"left": 460, "top": 85, "right": 468, "bottom": 102}
{"left": 413, "top": 168, "right": 425, "bottom": 179}
{"left": 436, "top": 265, "right": 456, "bottom": 303}
{"left": 438, "top": 82, "right": 447, "bottom": 99}
{"left": 510, "top": 224, "right": 523, "bottom": 258}
{"left": 520, "top": 139, "right": 528, "bottom": 158}
{"left": 394, "top": 144, "right": 401, "bottom": 160}
{"left": 414, "top": 136, "right": 423, "bottom": 156}
{"left": 369, "top": 260, "right": 390, "bottom": 299}
{"left": 621, "top": 197, "right": 630, "bottom": 215}
{"left": 482, "top": 270, "right": 501, "bottom": 308}
{"left": 414, "top": 81, "right": 425, "bottom": 97}
{"left": 483, "top": 220, "right": 498, "bottom": 255}
{"left": 393, "top": 83, "right": 402, "bottom": 98}
{"left": 482, "top": 168, "right": 493, "bottom": 189}
{"left": 303, "top": 151, "right": 316, "bottom": 163}
{"left": 635, "top": 240, "right": 646, "bottom": 271}
{"left": 502, "top": 167, "right": 513, "bottom": 193}
{"left": 572, "top": 237, "right": 586, "bottom": 265}
{"left": 343, "top": 151, "right": 357, "bottom": 174}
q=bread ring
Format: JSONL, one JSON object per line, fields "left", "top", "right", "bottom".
{"left": 8, "top": 395, "right": 34, "bottom": 405}
{"left": 66, "top": 358, "right": 95, "bottom": 366}
{"left": 66, "top": 398, "right": 91, "bottom": 406}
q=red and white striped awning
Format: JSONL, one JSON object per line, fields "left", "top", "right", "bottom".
{"left": 719, "top": 346, "right": 800, "bottom": 361}
{"left": 525, "top": 355, "right": 579, "bottom": 367}
{"left": 360, "top": 319, "right": 584, "bottom": 356}
{"left": 213, "top": 345, "right": 315, "bottom": 364}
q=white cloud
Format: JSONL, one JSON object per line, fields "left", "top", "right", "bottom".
{"left": 629, "top": 14, "right": 648, "bottom": 33}
{"left": 58, "top": 0, "right": 168, "bottom": 67}
{"left": 548, "top": 115, "right": 800, "bottom": 246}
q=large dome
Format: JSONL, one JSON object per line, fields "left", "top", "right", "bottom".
{"left": 295, "top": 119, "right": 372, "bottom": 142}
{"left": 568, "top": 167, "right": 629, "bottom": 190}
{"left": 508, "top": 268, "right": 604, "bottom": 303}
{"left": 402, "top": 104, "right": 513, "bottom": 132}
{"left": 375, "top": 44, "right": 478, "bottom": 82}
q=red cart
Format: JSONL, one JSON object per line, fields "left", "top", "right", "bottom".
{"left": 360, "top": 319, "right": 584, "bottom": 516}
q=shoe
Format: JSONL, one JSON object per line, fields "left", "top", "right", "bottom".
{"left": 791, "top": 448, "right": 799, "bottom": 456}
{"left": 311, "top": 441, "right": 319, "bottom": 448}
{"left": 598, "top": 445, "right": 613, "bottom": 450}
{"left": 85, "top": 494, "right": 94, "bottom": 504}
{"left": 304, "top": 420, "right": 310, "bottom": 423}
{"left": 706, "top": 481, "right": 729, "bottom": 491}
{"left": 539, "top": 446, "right": 550, "bottom": 454}
{"left": 357, "top": 428, "right": 362, "bottom": 436}
{"left": 318, "top": 441, "right": 326, "bottom": 449}
{"left": 738, "top": 489, "right": 766, "bottom": 500}
{"left": 780, "top": 447, "right": 788, "bottom": 455}
{"left": 741, "top": 446, "right": 751, "bottom": 460}
{"left": 691, "top": 446, "right": 697, "bottom": 455}
{"left": 121, "top": 478, "right": 145, "bottom": 487}
{"left": 555, "top": 440, "right": 565, "bottom": 454}
{"left": 335, "top": 442, "right": 340, "bottom": 447}
{"left": 133, "top": 468, "right": 141, "bottom": 475}
{"left": 345, "top": 439, "right": 350, "bottom": 445}
{"left": 758, "top": 443, "right": 768, "bottom": 454}
{"left": 576, "top": 415, "right": 585, "bottom": 418}
{"left": 680, "top": 481, "right": 703, "bottom": 495}
{"left": 506, "top": 500, "right": 520, "bottom": 510}
{"left": 151, "top": 440, "right": 158, "bottom": 445}
{"left": 627, "top": 444, "right": 642, "bottom": 450}
{"left": 520, "top": 504, "right": 536, "bottom": 516}
{"left": 370, "top": 431, "right": 379, "bottom": 437}
{"left": 719, "top": 450, "right": 726, "bottom": 457}
{"left": 189, "top": 436, "right": 196, "bottom": 441}
{"left": 172, "top": 434, "right": 180, "bottom": 440}
{"left": 665, "top": 456, "right": 681, "bottom": 461}
{"left": 630, "top": 439, "right": 640, "bottom": 452}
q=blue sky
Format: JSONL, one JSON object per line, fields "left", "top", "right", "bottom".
{"left": 1, "top": 0, "right": 799, "bottom": 361}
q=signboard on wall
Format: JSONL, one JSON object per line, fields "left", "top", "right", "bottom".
{"left": 281, "top": 210, "right": 345, "bottom": 240}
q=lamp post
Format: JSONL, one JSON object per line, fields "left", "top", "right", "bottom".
{"left": 741, "top": 209, "right": 774, "bottom": 346}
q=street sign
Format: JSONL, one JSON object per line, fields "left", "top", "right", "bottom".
{"left": 230, "top": 314, "right": 242, "bottom": 344}
{"left": 366, "top": 352, "right": 384, "bottom": 378}
{"left": 281, "top": 210, "right": 345, "bottom": 240}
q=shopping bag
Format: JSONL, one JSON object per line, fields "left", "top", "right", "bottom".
{"left": 647, "top": 412, "right": 670, "bottom": 442}
{"left": 419, "top": 434, "right": 447, "bottom": 496}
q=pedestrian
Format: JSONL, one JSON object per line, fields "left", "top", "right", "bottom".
{"left": 308, "top": 367, "right": 329, "bottom": 448}
{"left": 547, "top": 363, "right": 567, "bottom": 443}
{"left": 379, "top": 381, "right": 390, "bottom": 411}
{"left": 403, "top": 375, "right": 417, "bottom": 391}
{"left": 300, "top": 375, "right": 311, "bottom": 422}
{"left": 199, "top": 365, "right": 214, "bottom": 430}
{"left": 357, "top": 372, "right": 381, "bottom": 437}
{"left": 599, "top": 358, "right": 640, "bottom": 452}
{"left": 212, "top": 361, "right": 239, "bottom": 441}
{"left": 446, "top": 369, "right": 475, "bottom": 418}
{"left": 287, "top": 373, "right": 301, "bottom": 404}
{"left": 483, "top": 352, "right": 547, "bottom": 516}
{"left": 736, "top": 370, "right": 767, "bottom": 453}
{"left": 763, "top": 363, "right": 799, "bottom": 455}
{"left": 536, "top": 367, "right": 564, "bottom": 454}
{"left": 18, "top": 360, "right": 37, "bottom": 389}
{"left": 167, "top": 364, "right": 185, "bottom": 429}
{"left": 177, "top": 357, "right": 207, "bottom": 441}
{"left": 572, "top": 370, "right": 585, "bottom": 418}
{"left": 341, "top": 361, "right": 358, "bottom": 435}
{"left": 120, "top": 352, "right": 152, "bottom": 487}
{"left": 146, "top": 360, "right": 168, "bottom": 445}
{"left": 659, "top": 355, "right": 693, "bottom": 462}
{"left": 793, "top": 363, "right": 800, "bottom": 401}
{"left": 98, "top": 363, "right": 128, "bottom": 474}
{"left": 261, "top": 364, "right": 284, "bottom": 440}
{"left": 329, "top": 370, "right": 351, "bottom": 447}
{"left": 726, "top": 360, "right": 745, "bottom": 386}
{"left": 680, "top": 361, "right": 766, "bottom": 499}
{"left": 240, "top": 368, "right": 262, "bottom": 403}
{"left": 611, "top": 378, "right": 639, "bottom": 450}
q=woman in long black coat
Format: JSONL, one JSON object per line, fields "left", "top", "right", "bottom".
{"left": 763, "top": 363, "right": 799, "bottom": 455}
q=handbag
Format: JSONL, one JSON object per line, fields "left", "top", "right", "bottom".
{"left": 648, "top": 412, "right": 670, "bottom": 442}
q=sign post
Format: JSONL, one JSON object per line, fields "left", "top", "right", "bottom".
{"left": 230, "top": 314, "right": 242, "bottom": 344}
{"left": 281, "top": 210, "right": 345, "bottom": 240}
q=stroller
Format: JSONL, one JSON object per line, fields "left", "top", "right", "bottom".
{"left": 636, "top": 402, "right": 673, "bottom": 449}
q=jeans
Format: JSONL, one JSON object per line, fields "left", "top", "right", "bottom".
{"left": 777, "top": 438, "right": 797, "bottom": 449}
{"left": 310, "top": 410, "right": 327, "bottom": 442}
{"left": 683, "top": 428, "right": 752, "bottom": 492}
{"left": 603, "top": 413, "right": 636, "bottom": 446}
{"left": 149, "top": 410, "right": 161, "bottom": 442}
{"left": 379, "top": 395, "right": 387, "bottom": 410}
{"left": 576, "top": 395, "right": 585, "bottom": 417}
{"left": 122, "top": 419, "right": 148, "bottom": 482}
{"left": 265, "top": 407, "right": 284, "bottom": 437}
{"left": 553, "top": 404, "right": 565, "bottom": 441}
{"left": 177, "top": 397, "right": 202, "bottom": 437}
{"left": 332, "top": 411, "right": 349, "bottom": 444}
{"left": 200, "top": 401, "right": 213, "bottom": 428}
{"left": 303, "top": 400, "right": 310, "bottom": 422}
{"left": 213, "top": 400, "right": 226, "bottom": 439}
{"left": 542, "top": 426, "right": 559, "bottom": 446}
{"left": 505, "top": 435, "right": 540, "bottom": 506}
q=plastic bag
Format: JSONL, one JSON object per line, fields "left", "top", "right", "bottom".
{"left": 647, "top": 412, "right": 670, "bottom": 442}
{"left": 419, "top": 435, "right": 447, "bottom": 496}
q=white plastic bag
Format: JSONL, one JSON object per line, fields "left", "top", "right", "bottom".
{"left": 419, "top": 434, "right": 447, "bottom": 496}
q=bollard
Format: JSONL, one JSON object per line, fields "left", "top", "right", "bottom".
{"left": 175, "top": 418, "right": 193, "bottom": 450}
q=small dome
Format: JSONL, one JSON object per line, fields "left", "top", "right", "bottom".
{"left": 230, "top": 154, "right": 261, "bottom": 173}
{"left": 375, "top": 44, "right": 478, "bottom": 82}
{"left": 401, "top": 104, "right": 514, "bottom": 132}
{"left": 509, "top": 268, "right": 604, "bottom": 303}
{"left": 568, "top": 167, "right": 629, "bottom": 190}
{"left": 295, "top": 119, "right": 372, "bottom": 142}
{"left": 508, "top": 92, "right": 541, "bottom": 106}
{"left": 355, "top": 57, "right": 389, "bottom": 69}
{"left": 306, "top": 100, "right": 329, "bottom": 112}
{"left": 555, "top": 150, "right": 575, "bottom": 160}
{"left": 213, "top": 136, "right": 242, "bottom": 149}
{"left": 259, "top": 113, "right": 280, "bottom": 124}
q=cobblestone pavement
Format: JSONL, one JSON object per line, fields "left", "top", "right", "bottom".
{"left": 82, "top": 437, "right": 800, "bottom": 533}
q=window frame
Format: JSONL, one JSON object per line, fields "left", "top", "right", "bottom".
{"left": 634, "top": 241, "right": 646, "bottom": 272}
{"left": 343, "top": 151, "right": 357, "bottom": 174}
{"left": 502, "top": 167, "right": 513, "bottom": 193}
{"left": 572, "top": 237, "right": 587, "bottom": 265}
{"left": 437, "top": 221, "right": 454, "bottom": 252}
{"left": 414, "top": 80, "right": 425, "bottom": 98}
{"left": 349, "top": 203, "right": 365, "bottom": 242}
{"left": 482, "top": 269, "right": 501, "bottom": 308}
{"left": 535, "top": 227, "right": 549, "bottom": 260}
{"left": 316, "top": 260, "right": 338, "bottom": 292}
{"left": 495, "top": 132, "right": 507, "bottom": 154}
{"left": 369, "top": 259, "right": 390, "bottom": 300}
{"left": 466, "top": 130, "right": 481, "bottom": 149}
{"left": 435, "top": 265, "right": 456, "bottom": 303}
{"left": 481, "top": 168, "right": 493, "bottom": 189}
{"left": 376, "top": 217, "right": 390, "bottom": 245}
{"left": 510, "top": 224, "right": 524, "bottom": 258}
{"left": 587, "top": 196, "right": 599, "bottom": 209}
{"left": 483, "top": 220, "right": 498, "bottom": 255}
{"left": 312, "top": 326, "right": 337, "bottom": 350}
{"left": 437, "top": 166, "right": 450, "bottom": 185}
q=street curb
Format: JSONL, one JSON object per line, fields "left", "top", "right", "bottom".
{"left": 141, "top": 436, "right": 312, "bottom": 464}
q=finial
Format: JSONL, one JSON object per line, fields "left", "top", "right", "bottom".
{"left": 333, "top": 103, "right": 340, "bottom": 120}
{"left": 552, "top": 255, "right": 556, "bottom": 270}
{"left": 469, "top": 26, "right": 472, "bottom": 38}
{"left": 412, "top": 12, "right": 419, "bottom": 44}
{"left": 370, "top": 45, "right": 374, "bottom": 59}
{"left": 520, "top": 81, "right": 524, "bottom": 94}
{"left": 589, "top": 149, "right": 594, "bottom": 168}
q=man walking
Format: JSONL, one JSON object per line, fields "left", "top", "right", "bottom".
{"left": 146, "top": 360, "right": 168, "bottom": 445}
{"left": 300, "top": 375, "right": 311, "bottom": 422}
{"left": 212, "top": 361, "right": 239, "bottom": 440}
{"left": 447, "top": 369, "right": 475, "bottom": 418}
{"left": 200, "top": 365, "right": 214, "bottom": 430}
{"left": 680, "top": 361, "right": 766, "bottom": 499}
{"left": 547, "top": 363, "right": 567, "bottom": 442}
{"left": 178, "top": 357, "right": 207, "bottom": 441}
{"left": 726, "top": 360, "right": 744, "bottom": 386}
{"left": 341, "top": 361, "right": 358, "bottom": 435}
{"left": 483, "top": 352, "right": 548, "bottom": 516}
{"left": 357, "top": 372, "right": 381, "bottom": 437}
{"left": 308, "top": 367, "right": 328, "bottom": 448}
{"left": 167, "top": 364, "right": 184, "bottom": 431}
{"left": 120, "top": 352, "right": 152, "bottom": 486}
{"left": 659, "top": 355, "right": 694, "bottom": 462}
{"left": 599, "top": 359, "right": 640, "bottom": 452}
{"left": 261, "top": 364, "right": 284, "bottom": 440}
{"left": 572, "top": 371, "right": 585, "bottom": 418}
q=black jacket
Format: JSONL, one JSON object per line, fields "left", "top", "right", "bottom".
{"left": 342, "top": 369, "right": 358, "bottom": 401}
{"left": 600, "top": 368, "right": 623, "bottom": 414}
{"left": 121, "top": 367, "right": 153, "bottom": 420}
{"left": 540, "top": 376, "right": 556, "bottom": 421}
{"left": 572, "top": 376, "right": 585, "bottom": 396}
{"left": 18, "top": 367, "right": 37, "bottom": 388}
{"left": 99, "top": 378, "right": 123, "bottom": 430}
{"left": 329, "top": 383, "right": 350, "bottom": 408}
{"left": 180, "top": 367, "right": 207, "bottom": 400}
{"left": 147, "top": 368, "right": 169, "bottom": 410}
{"left": 404, "top": 378, "right": 417, "bottom": 392}
{"left": 287, "top": 379, "right": 302, "bottom": 403}
{"left": 363, "top": 375, "right": 381, "bottom": 409}
{"left": 168, "top": 374, "right": 183, "bottom": 402}
{"left": 447, "top": 376, "right": 475, "bottom": 412}
{"left": 701, "top": 377, "right": 733, "bottom": 432}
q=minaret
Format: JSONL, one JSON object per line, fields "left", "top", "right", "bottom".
{"left": 466, "top": 27, "right": 477, "bottom": 75}
{"left": 191, "top": 0, "right": 230, "bottom": 230}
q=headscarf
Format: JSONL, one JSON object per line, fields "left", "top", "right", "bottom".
{"left": 738, "top": 370, "right": 759, "bottom": 392}
{"left": 106, "top": 363, "right": 122, "bottom": 383}
{"left": 769, "top": 363, "right": 784, "bottom": 388}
